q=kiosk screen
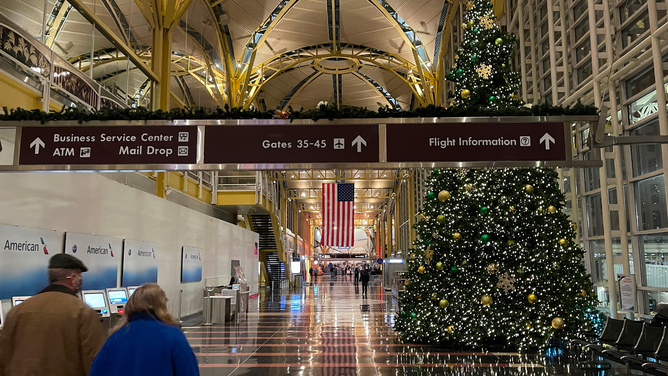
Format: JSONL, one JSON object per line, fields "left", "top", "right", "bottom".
{"left": 14, "top": 300, "right": 24, "bottom": 306}
{"left": 128, "top": 287, "right": 136, "bottom": 296}
{"left": 108, "top": 290, "right": 127, "bottom": 304}
{"left": 84, "top": 293, "right": 106, "bottom": 309}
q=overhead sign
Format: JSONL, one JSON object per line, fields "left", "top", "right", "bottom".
{"left": 64, "top": 232, "right": 122, "bottom": 290}
{"left": 385, "top": 123, "right": 567, "bottom": 162}
{"left": 18, "top": 126, "right": 197, "bottom": 165}
{"left": 0, "top": 224, "right": 61, "bottom": 299}
{"left": 204, "top": 124, "right": 379, "bottom": 164}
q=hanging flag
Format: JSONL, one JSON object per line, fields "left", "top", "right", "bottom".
{"left": 322, "top": 183, "right": 355, "bottom": 247}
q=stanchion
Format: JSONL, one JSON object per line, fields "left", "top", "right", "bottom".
{"left": 201, "top": 286, "right": 215, "bottom": 326}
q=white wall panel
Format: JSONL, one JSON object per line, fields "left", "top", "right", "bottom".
{"left": 0, "top": 172, "right": 259, "bottom": 318}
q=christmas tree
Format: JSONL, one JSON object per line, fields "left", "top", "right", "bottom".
{"left": 395, "top": 168, "right": 598, "bottom": 350}
{"left": 447, "top": 0, "right": 522, "bottom": 109}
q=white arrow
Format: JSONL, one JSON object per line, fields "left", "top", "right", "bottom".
{"left": 540, "top": 133, "right": 555, "bottom": 150}
{"left": 30, "top": 137, "right": 45, "bottom": 154}
{"left": 351, "top": 135, "right": 367, "bottom": 152}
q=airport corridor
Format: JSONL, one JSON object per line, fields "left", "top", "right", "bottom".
{"left": 182, "top": 276, "right": 607, "bottom": 376}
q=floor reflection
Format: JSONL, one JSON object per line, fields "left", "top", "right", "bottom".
{"left": 186, "top": 276, "right": 631, "bottom": 376}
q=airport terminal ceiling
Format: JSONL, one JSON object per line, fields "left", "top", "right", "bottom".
{"left": 0, "top": 0, "right": 451, "bottom": 110}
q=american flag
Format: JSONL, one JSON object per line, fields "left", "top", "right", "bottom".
{"left": 322, "top": 183, "right": 355, "bottom": 247}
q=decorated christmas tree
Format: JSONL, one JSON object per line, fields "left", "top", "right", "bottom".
{"left": 395, "top": 168, "right": 598, "bottom": 350}
{"left": 447, "top": 0, "right": 522, "bottom": 109}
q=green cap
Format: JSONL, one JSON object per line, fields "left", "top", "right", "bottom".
{"left": 48, "top": 253, "right": 88, "bottom": 272}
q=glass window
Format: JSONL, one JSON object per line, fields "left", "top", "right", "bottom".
{"left": 631, "top": 120, "right": 663, "bottom": 176}
{"left": 635, "top": 175, "right": 668, "bottom": 231}
{"left": 563, "top": 174, "right": 572, "bottom": 194}
{"left": 641, "top": 234, "right": 668, "bottom": 288}
{"left": 577, "top": 61, "right": 593, "bottom": 83}
{"left": 574, "top": 20, "right": 589, "bottom": 42}
{"left": 642, "top": 290, "right": 668, "bottom": 315}
{"left": 583, "top": 151, "right": 601, "bottom": 191}
{"left": 573, "top": 0, "right": 588, "bottom": 20}
{"left": 575, "top": 39, "right": 591, "bottom": 63}
{"left": 589, "top": 239, "right": 606, "bottom": 283}
{"left": 622, "top": 10, "right": 649, "bottom": 48}
{"left": 626, "top": 66, "right": 655, "bottom": 98}
{"left": 542, "top": 59, "right": 550, "bottom": 76}
{"left": 540, "top": 2, "right": 548, "bottom": 19}
{"left": 544, "top": 76, "right": 552, "bottom": 91}
{"left": 586, "top": 193, "right": 604, "bottom": 236}
{"left": 619, "top": 0, "right": 647, "bottom": 24}
{"left": 541, "top": 21, "right": 549, "bottom": 39}
{"left": 541, "top": 38, "right": 550, "bottom": 57}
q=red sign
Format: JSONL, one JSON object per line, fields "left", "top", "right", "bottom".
{"left": 19, "top": 126, "right": 197, "bottom": 165}
{"left": 204, "top": 124, "right": 379, "bottom": 164}
{"left": 386, "top": 123, "right": 566, "bottom": 162}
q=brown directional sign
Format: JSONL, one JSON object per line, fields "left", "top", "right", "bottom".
{"left": 204, "top": 124, "right": 380, "bottom": 164}
{"left": 386, "top": 122, "right": 567, "bottom": 162}
{"left": 19, "top": 126, "right": 197, "bottom": 165}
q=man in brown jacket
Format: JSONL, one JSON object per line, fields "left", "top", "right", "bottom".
{"left": 0, "top": 254, "right": 105, "bottom": 376}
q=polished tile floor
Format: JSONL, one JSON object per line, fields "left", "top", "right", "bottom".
{"left": 185, "top": 275, "right": 636, "bottom": 375}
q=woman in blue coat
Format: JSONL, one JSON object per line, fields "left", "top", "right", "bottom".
{"left": 90, "top": 284, "right": 199, "bottom": 376}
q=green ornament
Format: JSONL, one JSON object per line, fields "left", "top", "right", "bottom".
{"left": 401, "top": 311, "right": 408, "bottom": 318}
{"left": 456, "top": 68, "right": 463, "bottom": 77}
{"left": 437, "top": 215, "right": 446, "bottom": 223}
{"left": 495, "top": 38, "right": 503, "bottom": 45}
{"left": 410, "top": 312, "right": 417, "bottom": 319}
{"left": 425, "top": 238, "right": 432, "bottom": 245}
{"left": 470, "top": 40, "right": 479, "bottom": 48}
{"left": 471, "top": 54, "right": 478, "bottom": 62}
{"left": 481, "top": 234, "right": 490, "bottom": 243}
{"left": 489, "top": 96, "right": 496, "bottom": 102}
{"left": 427, "top": 191, "right": 436, "bottom": 199}
{"left": 472, "top": 28, "right": 479, "bottom": 34}
{"left": 487, "top": 2, "right": 494, "bottom": 8}
{"left": 436, "top": 261, "right": 444, "bottom": 270}
{"left": 450, "top": 266, "right": 459, "bottom": 274}
{"left": 480, "top": 206, "right": 489, "bottom": 215}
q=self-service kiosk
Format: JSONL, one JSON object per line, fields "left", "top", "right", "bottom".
{"left": 82, "top": 290, "right": 111, "bottom": 337}
{"left": 105, "top": 288, "right": 128, "bottom": 328}
{"left": 0, "top": 303, "right": 5, "bottom": 330}
{"left": 127, "top": 286, "right": 139, "bottom": 297}
{"left": 11, "top": 296, "right": 31, "bottom": 306}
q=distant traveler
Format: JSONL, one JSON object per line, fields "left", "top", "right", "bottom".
{"left": 334, "top": 267, "right": 338, "bottom": 280}
{"left": 89, "top": 283, "right": 199, "bottom": 376}
{"left": 0, "top": 253, "right": 104, "bottom": 376}
{"left": 652, "top": 304, "right": 668, "bottom": 326}
{"left": 309, "top": 267, "right": 314, "bottom": 281}
{"left": 361, "top": 268, "right": 370, "bottom": 297}
{"left": 354, "top": 267, "right": 360, "bottom": 285}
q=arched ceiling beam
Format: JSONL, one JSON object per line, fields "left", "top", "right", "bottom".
{"left": 366, "top": 0, "right": 435, "bottom": 104}
{"left": 243, "top": 43, "right": 428, "bottom": 108}
{"left": 235, "top": 0, "right": 302, "bottom": 107}
{"left": 434, "top": 0, "right": 458, "bottom": 105}
{"left": 175, "top": 27, "right": 227, "bottom": 105}
{"left": 100, "top": 0, "right": 138, "bottom": 46}
{"left": 200, "top": 0, "right": 234, "bottom": 105}
{"left": 279, "top": 70, "right": 323, "bottom": 110}
{"left": 352, "top": 71, "right": 401, "bottom": 110}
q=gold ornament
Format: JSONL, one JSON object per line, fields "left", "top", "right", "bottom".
{"left": 497, "top": 273, "right": 516, "bottom": 292}
{"left": 479, "top": 15, "right": 495, "bottom": 29}
{"left": 417, "top": 294, "right": 422, "bottom": 300}
{"left": 418, "top": 266, "right": 426, "bottom": 274}
{"left": 425, "top": 247, "right": 434, "bottom": 265}
{"left": 454, "top": 54, "right": 459, "bottom": 61}
{"left": 486, "top": 263, "right": 499, "bottom": 274}
{"left": 548, "top": 205, "right": 557, "bottom": 213}
{"left": 510, "top": 93, "right": 517, "bottom": 99}
{"left": 476, "top": 64, "right": 493, "bottom": 79}
{"left": 466, "top": 1, "right": 474, "bottom": 9}
{"left": 461, "top": 89, "right": 471, "bottom": 99}
{"left": 440, "top": 299, "right": 449, "bottom": 308}
{"left": 537, "top": 207, "right": 544, "bottom": 213}
{"left": 580, "top": 289, "right": 587, "bottom": 298}
{"left": 558, "top": 238, "right": 567, "bottom": 246}
{"left": 432, "top": 292, "right": 439, "bottom": 301}
{"left": 507, "top": 239, "right": 515, "bottom": 246}
{"left": 438, "top": 190, "right": 451, "bottom": 202}
{"left": 453, "top": 232, "right": 462, "bottom": 240}
{"left": 571, "top": 222, "right": 578, "bottom": 231}
{"left": 527, "top": 294, "right": 538, "bottom": 304}
{"left": 419, "top": 213, "right": 426, "bottom": 221}
{"left": 509, "top": 206, "right": 516, "bottom": 212}
{"left": 481, "top": 295, "right": 493, "bottom": 306}
{"left": 447, "top": 325, "right": 455, "bottom": 334}
{"left": 465, "top": 183, "right": 474, "bottom": 192}
{"left": 525, "top": 184, "right": 534, "bottom": 194}
{"left": 462, "top": 22, "right": 467, "bottom": 29}
{"left": 410, "top": 253, "right": 416, "bottom": 259}
{"left": 404, "top": 279, "right": 411, "bottom": 286}
{"left": 552, "top": 317, "right": 565, "bottom": 330}
{"left": 526, "top": 323, "right": 533, "bottom": 329}
{"left": 436, "top": 261, "right": 444, "bottom": 270}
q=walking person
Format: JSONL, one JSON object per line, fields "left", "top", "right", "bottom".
{"left": 354, "top": 267, "right": 360, "bottom": 285}
{"left": 361, "top": 268, "right": 370, "bottom": 298}
{"left": 334, "top": 266, "right": 338, "bottom": 280}
{"left": 0, "top": 254, "right": 104, "bottom": 376}
{"left": 309, "top": 267, "right": 314, "bottom": 283}
{"left": 89, "top": 283, "right": 199, "bottom": 376}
